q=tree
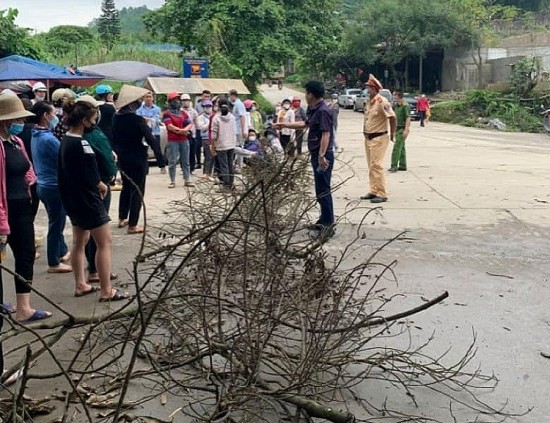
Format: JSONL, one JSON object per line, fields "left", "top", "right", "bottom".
{"left": 343, "top": 0, "right": 468, "bottom": 90}
{"left": 0, "top": 8, "right": 41, "bottom": 59}
{"left": 97, "top": 0, "right": 121, "bottom": 50}
{"left": 144, "top": 0, "right": 341, "bottom": 91}
{"left": 451, "top": 0, "right": 519, "bottom": 88}
{"left": 34, "top": 25, "right": 95, "bottom": 58}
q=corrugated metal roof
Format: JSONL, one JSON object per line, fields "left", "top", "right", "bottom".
{"left": 144, "top": 77, "right": 250, "bottom": 95}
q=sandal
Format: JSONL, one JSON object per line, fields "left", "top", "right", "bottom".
{"left": 0, "top": 303, "right": 16, "bottom": 315}
{"left": 17, "top": 309, "right": 52, "bottom": 325}
{"left": 127, "top": 226, "right": 145, "bottom": 234}
{"left": 74, "top": 286, "right": 100, "bottom": 297}
{"left": 99, "top": 289, "right": 130, "bottom": 302}
{"left": 88, "top": 273, "right": 118, "bottom": 283}
{"left": 117, "top": 220, "right": 129, "bottom": 228}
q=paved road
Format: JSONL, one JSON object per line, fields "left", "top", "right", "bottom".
{"left": 5, "top": 85, "right": 549, "bottom": 421}
{"left": 262, "top": 83, "right": 550, "bottom": 421}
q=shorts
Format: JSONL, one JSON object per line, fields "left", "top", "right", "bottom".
{"left": 67, "top": 203, "right": 111, "bottom": 230}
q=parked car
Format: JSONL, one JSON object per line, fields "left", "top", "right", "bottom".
{"left": 353, "top": 88, "right": 392, "bottom": 112}
{"left": 338, "top": 88, "right": 362, "bottom": 109}
{"left": 403, "top": 96, "right": 419, "bottom": 121}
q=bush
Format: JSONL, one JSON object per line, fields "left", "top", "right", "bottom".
{"left": 431, "top": 90, "right": 544, "bottom": 133}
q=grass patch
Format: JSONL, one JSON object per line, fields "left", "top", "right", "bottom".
{"left": 431, "top": 90, "right": 545, "bottom": 133}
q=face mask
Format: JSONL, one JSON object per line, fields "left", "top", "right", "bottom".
{"left": 248, "top": 136, "right": 257, "bottom": 141}
{"left": 49, "top": 115, "right": 59, "bottom": 130}
{"left": 292, "top": 101, "right": 300, "bottom": 108}
{"left": 35, "top": 94, "right": 46, "bottom": 101}
{"left": 169, "top": 100, "right": 181, "bottom": 109}
{"left": 283, "top": 104, "right": 290, "bottom": 110}
{"left": 182, "top": 100, "right": 190, "bottom": 108}
{"left": 251, "top": 106, "right": 257, "bottom": 112}
{"left": 267, "top": 134, "right": 275, "bottom": 141}
{"left": 332, "top": 99, "right": 338, "bottom": 103}
{"left": 8, "top": 123, "right": 25, "bottom": 136}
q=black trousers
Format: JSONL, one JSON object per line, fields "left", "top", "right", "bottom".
{"left": 151, "top": 135, "right": 166, "bottom": 168}
{"left": 295, "top": 130, "right": 304, "bottom": 155}
{"left": 6, "top": 199, "right": 34, "bottom": 294}
{"left": 118, "top": 159, "right": 148, "bottom": 227}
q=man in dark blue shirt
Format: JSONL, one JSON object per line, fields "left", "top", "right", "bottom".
{"left": 275, "top": 80, "right": 335, "bottom": 239}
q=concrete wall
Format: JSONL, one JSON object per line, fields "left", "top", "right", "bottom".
{"left": 442, "top": 33, "right": 550, "bottom": 91}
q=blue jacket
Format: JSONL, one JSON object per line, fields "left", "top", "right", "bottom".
{"left": 31, "top": 127, "right": 61, "bottom": 189}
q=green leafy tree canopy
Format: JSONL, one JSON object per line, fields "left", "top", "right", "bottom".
{"left": 0, "top": 8, "right": 41, "bottom": 59}
{"left": 144, "top": 0, "right": 341, "bottom": 91}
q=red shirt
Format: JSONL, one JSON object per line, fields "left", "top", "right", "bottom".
{"left": 417, "top": 97, "right": 430, "bottom": 112}
{"left": 163, "top": 110, "right": 191, "bottom": 142}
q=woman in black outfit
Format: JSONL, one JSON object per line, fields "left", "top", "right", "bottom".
{"left": 112, "top": 85, "right": 154, "bottom": 234}
{"left": 0, "top": 94, "right": 52, "bottom": 325}
{"left": 58, "top": 98, "right": 128, "bottom": 302}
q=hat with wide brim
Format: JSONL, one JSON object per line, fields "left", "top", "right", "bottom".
{"left": 0, "top": 94, "right": 35, "bottom": 121}
{"left": 76, "top": 95, "right": 102, "bottom": 108}
{"left": 115, "top": 85, "right": 149, "bottom": 110}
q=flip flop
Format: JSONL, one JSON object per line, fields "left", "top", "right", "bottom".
{"left": 18, "top": 310, "right": 52, "bottom": 325}
{"left": 127, "top": 227, "right": 145, "bottom": 234}
{"left": 74, "top": 286, "right": 100, "bottom": 297}
{"left": 0, "top": 303, "right": 16, "bottom": 315}
{"left": 2, "top": 368, "right": 23, "bottom": 387}
{"left": 88, "top": 273, "right": 118, "bottom": 283}
{"left": 117, "top": 220, "right": 129, "bottom": 228}
{"left": 99, "top": 290, "right": 130, "bottom": 302}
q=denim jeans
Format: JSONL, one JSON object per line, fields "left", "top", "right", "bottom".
{"left": 216, "top": 149, "right": 235, "bottom": 189}
{"left": 37, "top": 185, "right": 69, "bottom": 267}
{"left": 310, "top": 150, "right": 334, "bottom": 227}
{"left": 167, "top": 141, "right": 190, "bottom": 182}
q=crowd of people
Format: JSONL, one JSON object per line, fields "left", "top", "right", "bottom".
{"left": 0, "top": 80, "right": 343, "bottom": 331}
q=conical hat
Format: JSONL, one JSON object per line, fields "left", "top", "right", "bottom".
{"left": 115, "top": 85, "right": 149, "bottom": 110}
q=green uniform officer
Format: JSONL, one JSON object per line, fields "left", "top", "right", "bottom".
{"left": 389, "top": 90, "right": 411, "bottom": 172}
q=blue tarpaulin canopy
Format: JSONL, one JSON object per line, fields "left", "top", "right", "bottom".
{"left": 0, "top": 55, "right": 103, "bottom": 86}
{"left": 79, "top": 61, "right": 178, "bottom": 82}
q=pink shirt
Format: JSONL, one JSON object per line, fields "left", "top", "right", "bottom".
{"left": 0, "top": 135, "right": 36, "bottom": 235}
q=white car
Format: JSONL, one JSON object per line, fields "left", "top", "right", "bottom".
{"left": 338, "top": 89, "right": 362, "bottom": 109}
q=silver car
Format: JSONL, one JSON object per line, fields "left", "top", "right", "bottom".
{"left": 338, "top": 88, "right": 362, "bottom": 109}
{"left": 353, "top": 88, "right": 392, "bottom": 112}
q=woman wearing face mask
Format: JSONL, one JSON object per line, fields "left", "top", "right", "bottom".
{"left": 112, "top": 85, "right": 155, "bottom": 234}
{"left": 0, "top": 94, "right": 52, "bottom": 323}
{"left": 58, "top": 98, "right": 128, "bottom": 302}
{"left": 31, "top": 82, "right": 48, "bottom": 105}
{"left": 30, "top": 101, "right": 72, "bottom": 274}
{"left": 211, "top": 97, "right": 237, "bottom": 192}
{"left": 277, "top": 98, "right": 296, "bottom": 156}
{"left": 163, "top": 92, "right": 194, "bottom": 189}
{"left": 80, "top": 96, "right": 118, "bottom": 284}
{"left": 196, "top": 99, "right": 215, "bottom": 181}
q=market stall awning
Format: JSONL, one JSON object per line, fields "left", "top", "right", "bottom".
{"left": 0, "top": 55, "right": 103, "bottom": 86}
{"left": 80, "top": 61, "right": 178, "bottom": 82}
{"left": 144, "top": 77, "right": 250, "bottom": 95}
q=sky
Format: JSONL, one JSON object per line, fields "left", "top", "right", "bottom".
{"left": 3, "top": 0, "right": 165, "bottom": 33}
